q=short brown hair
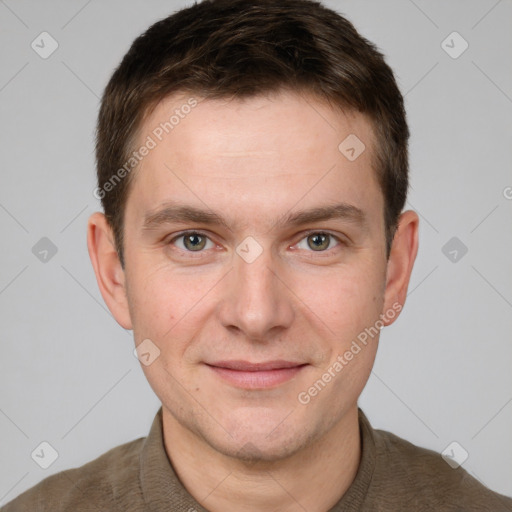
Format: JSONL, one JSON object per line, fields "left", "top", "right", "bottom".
{"left": 95, "top": 0, "right": 409, "bottom": 268}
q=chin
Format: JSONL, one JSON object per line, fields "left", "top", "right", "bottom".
{"left": 160, "top": 386, "right": 339, "bottom": 463}
{"left": 205, "top": 408, "right": 319, "bottom": 463}
{"left": 213, "top": 430, "right": 311, "bottom": 464}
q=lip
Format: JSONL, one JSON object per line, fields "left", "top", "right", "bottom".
{"left": 206, "top": 360, "right": 308, "bottom": 389}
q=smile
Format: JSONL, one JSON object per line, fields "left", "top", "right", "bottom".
{"left": 205, "top": 360, "right": 308, "bottom": 389}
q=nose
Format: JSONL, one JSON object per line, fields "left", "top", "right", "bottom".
{"left": 217, "top": 241, "right": 295, "bottom": 342}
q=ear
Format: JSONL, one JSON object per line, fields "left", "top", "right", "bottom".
{"left": 87, "top": 212, "right": 133, "bottom": 330}
{"left": 382, "top": 210, "right": 419, "bottom": 326}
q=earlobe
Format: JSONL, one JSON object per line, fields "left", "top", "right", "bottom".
{"left": 87, "top": 212, "right": 133, "bottom": 330}
{"left": 382, "top": 210, "right": 419, "bottom": 326}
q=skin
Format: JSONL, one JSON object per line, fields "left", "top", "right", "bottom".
{"left": 87, "top": 90, "right": 419, "bottom": 512}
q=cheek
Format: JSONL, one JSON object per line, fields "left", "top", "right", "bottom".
{"left": 126, "top": 264, "right": 179, "bottom": 340}
{"left": 127, "top": 262, "right": 221, "bottom": 347}
{"left": 302, "top": 269, "right": 383, "bottom": 382}
{"left": 295, "top": 261, "right": 385, "bottom": 337}
{"left": 126, "top": 245, "right": 387, "bottom": 354}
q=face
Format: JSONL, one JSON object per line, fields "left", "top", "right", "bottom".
{"left": 89, "top": 90, "right": 417, "bottom": 462}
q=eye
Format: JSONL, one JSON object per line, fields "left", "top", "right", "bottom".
{"left": 170, "top": 231, "right": 215, "bottom": 252}
{"left": 167, "top": 230, "right": 343, "bottom": 256}
{"left": 295, "top": 231, "right": 341, "bottom": 252}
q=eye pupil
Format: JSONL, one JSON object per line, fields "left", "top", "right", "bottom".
{"left": 308, "top": 233, "right": 329, "bottom": 251}
{"left": 184, "top": 233, "right": 206, "bottom": 251}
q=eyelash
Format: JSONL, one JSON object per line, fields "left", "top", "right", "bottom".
{"left": 167, "top": 230, "right": 344, "bottom": 257}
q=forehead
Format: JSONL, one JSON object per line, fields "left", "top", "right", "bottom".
{"left": 142, "top": 90, "right": 374, "bottom": 161}
{"left": 126, "top": 90, "right": 381, "bottom": 229}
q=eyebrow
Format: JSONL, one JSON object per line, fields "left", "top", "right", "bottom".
{"left": 142, "top": 201, "right": 366, "bottom": 232}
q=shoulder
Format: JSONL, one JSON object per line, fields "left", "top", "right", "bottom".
{"left": 1, "top": 436, "right": 146, "bottom": 512}
{"left": 369, "top": 427, "right": 512, "bottom": 511}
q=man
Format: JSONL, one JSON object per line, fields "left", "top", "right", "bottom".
{"left": 3, "top": 0, "right": 511, "bottom": 510}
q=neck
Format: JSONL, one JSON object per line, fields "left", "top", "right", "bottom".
{"left": 161, "top": 406, "right": 361, "bottom": 512}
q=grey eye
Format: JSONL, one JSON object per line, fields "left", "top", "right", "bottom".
{"left": 172, "top": 232, "right": 214, "bottom": 252}
{"left": 307, "top": 233, "right": 331, "bottom": 251}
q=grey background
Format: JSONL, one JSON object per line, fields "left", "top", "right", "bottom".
{"left": 1, "top": 0, "right": 511, "bottom": 504}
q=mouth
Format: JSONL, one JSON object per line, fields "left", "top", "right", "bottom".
{"left": 205, "top": 360, "right": 308, "bottom": 389}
